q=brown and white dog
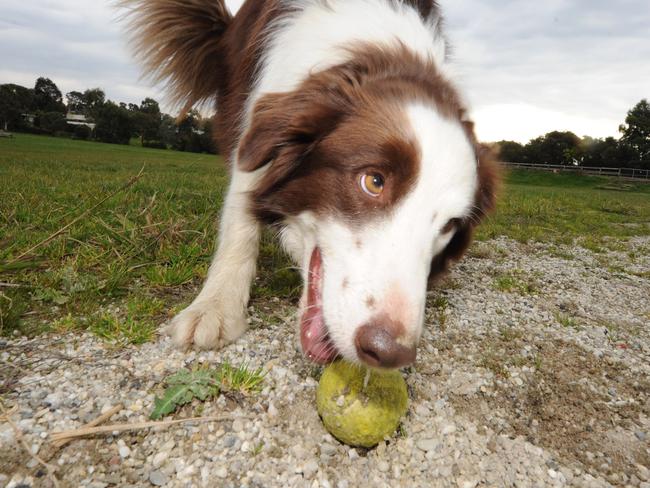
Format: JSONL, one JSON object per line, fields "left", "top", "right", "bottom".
{"left": 122, "top": 0, "right": 499, "bottom": 369}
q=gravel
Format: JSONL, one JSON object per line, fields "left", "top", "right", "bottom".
{"left": 1, "top": 236, "right": 649, "bottom": 487}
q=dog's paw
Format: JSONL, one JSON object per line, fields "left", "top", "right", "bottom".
{"left": 163, "top": 300, "right": 247, "bottom": 350}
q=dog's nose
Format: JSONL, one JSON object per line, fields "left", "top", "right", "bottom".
{"left": 355, "top": 323, "right": 416, "bottom": 368}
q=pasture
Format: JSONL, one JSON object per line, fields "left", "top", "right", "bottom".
{"left": 2, "top": 134, "right": 650, "bottom": 486}
{"left": 1, "top": 133, "right": 649, "bottom": 339}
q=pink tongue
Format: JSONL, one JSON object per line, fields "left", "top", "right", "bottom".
{"left": 300, "top": 248, "right": 337, "bottom": 364}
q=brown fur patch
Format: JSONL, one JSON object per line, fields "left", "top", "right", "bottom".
{"left": 215, "top": 1, "right": 294, "bottom": 159}
{"left": 121, "top": 0, "right": 292, "bottom": 159}
{"left": 239, "top": 43, "right": 484, "bottom": 224}
{"left": 119, "top": 0, "right": 233, "bottom": 113}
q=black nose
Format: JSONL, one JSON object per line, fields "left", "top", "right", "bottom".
{"left": 355, "top": 323, "right": 416, "bottom": 368}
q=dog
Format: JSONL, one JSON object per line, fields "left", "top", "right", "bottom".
{"left": 122, "top": 0, "right": 499, "bottom": 368}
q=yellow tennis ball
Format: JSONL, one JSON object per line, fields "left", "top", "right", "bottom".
{"left": 316, "top": 360, "right": 408, "bottom": 448}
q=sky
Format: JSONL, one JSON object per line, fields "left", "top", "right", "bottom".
{"left": 1, "top": 0, "right": 648, "bottom": 143}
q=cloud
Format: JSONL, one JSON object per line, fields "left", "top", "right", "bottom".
{"left": 440, "top": 0, "right": 650, "bottom": 141}
{"left": 1, "top": 0, "right": 647, "bottom": 142}
{"left": 472, "top": 103, "right": 619, "bottom": 143}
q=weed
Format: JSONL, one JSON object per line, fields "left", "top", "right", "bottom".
{"left": 252, "top": 442, "right": 265, "bottom": 456}
{"left": 430, "top": 296, "right": 449, "bottom": 310}
{"left": 499, "top": 327, "right": 523, "bottom": 342}
{"left": 150, "top": 363, "right": 266, "bottom": 419}
{"left": 251, "top": 307, "right": 286, "bottom": 329}
{"left": 90, "top": 313, "right": 156, "bottom": 345}
{"left": 555, "top": 312, "right": 579, "bottom": 329}
{"left": 428, "top": 295, "right": 449, "bottom": 331}
{"left": 218, "top": 362, "right": 266, "bottom": 394}
{"left": 145, "top": 262, "right": 197, "bottom": 287}
{"left": 478, "top": 350, "right": 510, "bottom": 378}
{"left": 51, "top": 313, "right": 82, "bottom": 333}
{"left": 466, "top": 244, "right": 493, "bottom": 259}
{"left": 150, "top": 367, "right": 220, "bottom": 420}
{"left": 580, "top": 236, "right": 605, "bottom": 254}
{"left": 127, "top": 295, "right": 165, "bottom": 318}
{"left": 493, "top": 271, "right": 537, "bottom": 295}
{"left": 0, "top": 288, "right": 29, "bottom": 335}
{"left": 546, "top": 246, "right": 575, "bottom": 260}
{"left": 510, "top": 356, "right": 529, "bottom": 368}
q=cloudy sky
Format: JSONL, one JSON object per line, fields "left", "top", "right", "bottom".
{"left": 2, "top": 0, "right": 648, "bottom": 142}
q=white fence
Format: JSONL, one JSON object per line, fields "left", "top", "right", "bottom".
{"left": 503, "top": 162, "right": 650, "bottom": 181}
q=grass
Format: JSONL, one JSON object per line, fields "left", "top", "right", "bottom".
{"left": 1, "top": 133, "right": 649, "bottom": 339}
{"left": 0, "top": 134, "right": 295, "bottom": 338}
{"left": 477, "top": 168, "right": 650, "bottom": 245}
{"left": 218, "top": 362, "right": 266, "bottom": 393}
{"left": 428, "top": 295, "right": 449, "bottom": 331}
{"left": 492, "top": 271, "right": 538, "bottom": 295}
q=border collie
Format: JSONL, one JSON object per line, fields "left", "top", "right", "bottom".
{"left": 121, "top": 0, "right": 499, "bottom": 368}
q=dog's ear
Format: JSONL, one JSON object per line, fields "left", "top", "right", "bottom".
{"left": 428, "top": 141, "right": 501, "bottom": 285}
{"left": 428, "top": 223, "right": 473, "bottom": 281}
{"left": 237, "top": 55, "right": 367, "bottom": 176}
{"left": 473, "top": 142, "right": 501, "bottom": 220}
{"left": 237, "top": 83, "right": 350, "bottom": 195}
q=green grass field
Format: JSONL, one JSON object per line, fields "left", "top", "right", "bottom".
{"left": 1, "top": 134, "right": 649, "bottom": 338}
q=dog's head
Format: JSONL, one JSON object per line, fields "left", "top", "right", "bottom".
{"left": 239, "top": 46, "right": 500, "bottom": 368}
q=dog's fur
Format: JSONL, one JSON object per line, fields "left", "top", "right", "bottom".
{"left": 121, "top": 0, "right": 500, "bottom": 367}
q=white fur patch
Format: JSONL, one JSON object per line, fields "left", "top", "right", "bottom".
{"left": 285, "top": 103, "right": 478, "bottom": 362}
{"left": 242, "top": 0, "right": 451, "bottom": 129}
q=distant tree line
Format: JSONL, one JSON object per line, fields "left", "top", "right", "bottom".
{"left": 495, "top": 99, "right": 650, "bottom": 170}
{"left": 1, "top": 78, "right": 648, "bottom": 167}
{"left": 0, "top": 77, "right": 216, "bottom": 154}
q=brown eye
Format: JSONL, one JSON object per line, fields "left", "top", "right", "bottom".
{"left": 359, "top": 173, "right": 385, "bottom": 197}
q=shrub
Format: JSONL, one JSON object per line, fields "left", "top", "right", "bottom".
{"left": 71, "top": 124, "right": 92, "bottom": 140}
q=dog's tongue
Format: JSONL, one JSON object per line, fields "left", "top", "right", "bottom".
{"left": 300, "top": 248, "right": 337, "bottom": 364}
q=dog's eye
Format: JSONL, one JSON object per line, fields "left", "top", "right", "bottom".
{"left": 359, "top": 173, "right": 385, "bottom": 197}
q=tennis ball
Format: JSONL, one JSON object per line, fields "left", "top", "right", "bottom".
{"left": 316, "top": 360, "right": 408, "bottom": 448}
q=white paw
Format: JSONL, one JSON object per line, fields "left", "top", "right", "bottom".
{"left": 163, "top": 300, "right": 247, "bottom": 350}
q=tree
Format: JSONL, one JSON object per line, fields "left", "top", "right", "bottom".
{"left": 130, "top": 98, "right": 162, "bottom": 145}
{"left": 171, "top": 110, "right": 216, "bottom": 153}
{"left": 524, "top": 131, "right": 581, "bottom": 165}
{"left": 197, "top": 117, "right": 216, "bottom": 153}
{"left": 159, "top": 113, "right": 177, "bottom": 149}
{"left": 38, "top": 112, "right": 68, "bottom": 134}
{"left": 174, "top": 110, "right": 201, "bottom": 152}
{"left": 495, "top": 140, "right": 526, "bottom": 163}
{"left": 33, "top": 77, "right": 65, "bottom": 113}
{"left": 94, "top": 101, "right": 134, "bottom": 144}
{"left": 1, "top": 85, "right": 24, "bottom": 130}
{"left": 0, "top": 84, "right": 36, "bottom": 130}
{"left": 66, "top": 91, "right": 86, "bottom": 114}
{"left": 83, "top": 88, "right": 106, "bottom": 116}
{"left": 619, "top": 99, "right": 650, "bottom": 168}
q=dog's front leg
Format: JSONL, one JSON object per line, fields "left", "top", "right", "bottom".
{"left": 165, "top": 169, "right": 261, "bottom": 350}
